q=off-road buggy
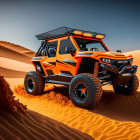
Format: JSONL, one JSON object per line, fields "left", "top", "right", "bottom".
{"left": 24, "top": 27, "right": 139, "bottom": 109}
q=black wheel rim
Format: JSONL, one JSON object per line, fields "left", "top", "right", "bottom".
{"left": 27, "top": 77, "right": 35, "bottom": 92}
{"left": 74, "top": 82, "right": 87, "bottom": 100}
{"left": 120, "top": 84, "right": 130, "bottom": 90}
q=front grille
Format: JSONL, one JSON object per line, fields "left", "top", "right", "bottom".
{"left": 111, "top": 60, "right": 130, "bottom": 69}
{"left": 123, "top": 68, "right": 135, "bottom": 74}
{"left": 123, "top": 68, "right": 132, "bottom": 73}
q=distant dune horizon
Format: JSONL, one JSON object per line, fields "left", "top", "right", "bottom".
{"left": 0, "top": 40, "right": 139, "bottom": 78}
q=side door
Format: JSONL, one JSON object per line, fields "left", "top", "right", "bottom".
{"left": 42, "top": 40, "right": 58, "bottom": 80}
{"left": 56, "top": 37, "right": 78, "bottom": 82}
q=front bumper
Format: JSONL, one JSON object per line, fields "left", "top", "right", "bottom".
{"left": 101, "top": 64, "right": 138, "bottom": 76}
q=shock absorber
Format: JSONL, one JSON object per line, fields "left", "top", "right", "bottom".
{"left": 94, "top": 61, "right": 99, "bottom": 77}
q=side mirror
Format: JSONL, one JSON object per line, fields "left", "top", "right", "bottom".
{"left": 65, "top": 46, "right": 76, "bottom": 55}
{"left": 116, "top": 50, "right": 121, "bottom": 53}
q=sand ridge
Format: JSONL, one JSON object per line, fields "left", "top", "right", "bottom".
{"left": 0, "top": 75, "right": 27, "bottom": 113}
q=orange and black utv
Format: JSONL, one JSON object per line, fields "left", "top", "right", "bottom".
{"left": 24, "top": 27, "right": 139, "bottom": 109}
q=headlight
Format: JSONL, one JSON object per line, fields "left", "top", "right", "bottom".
{"left": 36, "top": 65, "right": 41, "bottom": 71}
{"left": 100, "top": 58, "right": 112, "bottom": 63}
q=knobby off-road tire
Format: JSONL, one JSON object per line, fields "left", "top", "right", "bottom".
{"left": 69, "top": 73, "right": 103, "bottom": 109}
{"left": 113, "top": 75, "right": 139, "bottom": 95}
{"left": 24, "top": 71, "right": 45, "bottom": 95}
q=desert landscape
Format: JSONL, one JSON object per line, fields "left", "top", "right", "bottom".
{"left": 0, "top": 41, "right": 140, "bottom": 139}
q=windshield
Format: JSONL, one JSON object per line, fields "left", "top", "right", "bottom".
{"left": 75, "top": 37, "right": 107, "bottom": 51}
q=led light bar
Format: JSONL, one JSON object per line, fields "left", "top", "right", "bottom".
{"left": 73, "top": 30, "right": 104, "bottom": 39}
{"left": 73, "top": 30, "right": 82, "bottom": 35}
{"left": 96, "top": 34, "right": 104, "bottom": 39}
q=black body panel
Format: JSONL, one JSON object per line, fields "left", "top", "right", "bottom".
{"left": 32, "top": 61, "right": 45, "bottom": 75}
{"left": 62, "top": 59, "right": 77, "bottom": 67}
{"left": 56, "top": 59, "right": 76, "bottom": 67}
{"left": 60, "top": 70, "right": 73, "bottom": 75}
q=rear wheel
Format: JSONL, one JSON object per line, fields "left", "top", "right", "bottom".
{"left": 24, "top": 71, "right": 45, "bottom": 95}
{"left": 113, "top": 75, "right": 139, "bottom": 95}
{"left": 69, "top": 73, "right": 102, "bottom": 109}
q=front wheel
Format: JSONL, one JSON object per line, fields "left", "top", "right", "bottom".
{"left": 24, "top": 71, "right": 45, "bottom": 95}
{"left": 69, "top": 73, "right": 103, "bottom": 109}
{"left": 113, "top": 75, "right": 139, "bottom": 95}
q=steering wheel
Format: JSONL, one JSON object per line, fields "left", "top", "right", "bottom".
{"left": 90, "top": 48, "right": 99, "bottom": 51}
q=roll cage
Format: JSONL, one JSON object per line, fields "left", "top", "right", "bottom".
{"left": 35, "top": 35, "right": 108, "bottom": 58}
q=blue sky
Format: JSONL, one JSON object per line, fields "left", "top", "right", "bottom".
{"left": 0, "top": 0, "right": 139, "bottom": 52}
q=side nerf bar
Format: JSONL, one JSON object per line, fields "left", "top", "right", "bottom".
{"left": 101, "top": 64, "right": 138, "bottom": 75}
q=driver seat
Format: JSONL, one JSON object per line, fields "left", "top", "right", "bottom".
{"left": 81, "top": 44, "right": 88, "bottom": 51}
{"left": 48, "top": 48, "right": 56, "bottom": 57}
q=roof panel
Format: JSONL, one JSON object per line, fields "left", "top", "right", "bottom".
{"left": 36, "top": 27, "right": 104, "bottom": 40}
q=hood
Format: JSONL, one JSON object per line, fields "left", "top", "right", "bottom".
{"left": 76, "top": 51, "right": 133, "bottom": 59}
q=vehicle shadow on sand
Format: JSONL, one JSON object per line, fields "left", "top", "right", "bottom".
{"left": 45, "top": 85, "right": 140, "bottom": 122}
{"left": 93, "top": 90, "right": 140, "bottom": 122}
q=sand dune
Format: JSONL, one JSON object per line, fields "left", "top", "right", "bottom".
{"left": 0, "top": 41, "right": 35, "bottom": 78}
{"left": 0, "top": 57, "right": 34, "bottom": 72}
{"left": 0, "top": 41, "right": 35, "bottom": 58}
{"left": 0, "top": 45, "right": 33, "bottom": 64}
{"left": 14, "top": 84, "right": 140, "bottom": 139}
{"left": 0, "top": 56, "right": 35, "bottom": 78}
{"left": 0, "top": 67, "right": 26, "bottom": 78}
{"left": 126, "top": 50, "right": 140, "bottom": 76}
{"left": 126, "top": 50, "right": 140, "bottom": 65}
{"left": 0, "top": 76, "right": 92, "bottom": 140}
